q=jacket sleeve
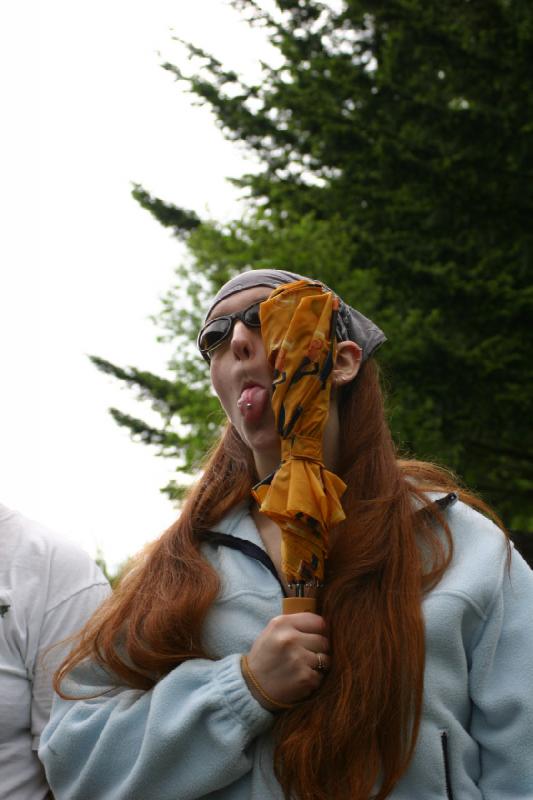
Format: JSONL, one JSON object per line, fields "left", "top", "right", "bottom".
{"left": 469, "top": 545, "right": 533, "bottom": 799}
{"left": 39, "top": 653, "right": 274, "bottom": 800}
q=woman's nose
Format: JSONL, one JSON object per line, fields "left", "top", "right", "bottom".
{"left": 230, "top": 320, "right": 257, "bottom": 360}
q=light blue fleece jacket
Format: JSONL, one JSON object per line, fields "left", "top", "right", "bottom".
{"left": 39, "top": 499, "right": 533, "bottom": 799}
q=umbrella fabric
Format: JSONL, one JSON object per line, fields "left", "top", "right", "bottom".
{"left": 252, "top": 280, "right": 347, "bottom": 587}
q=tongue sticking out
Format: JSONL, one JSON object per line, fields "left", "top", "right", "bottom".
{"left": 237, "top": 385, "right": 270, "bottom": 423}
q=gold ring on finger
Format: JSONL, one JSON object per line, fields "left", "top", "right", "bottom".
{"left": 314, "top": 652, "right": 327, "bottom": 672}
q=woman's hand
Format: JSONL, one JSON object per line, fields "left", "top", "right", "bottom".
{"left": 243, "top": 612, "right": 330, "bottom": 709}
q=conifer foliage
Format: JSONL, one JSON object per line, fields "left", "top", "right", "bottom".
{"left": 93, "top": 0, "right": 533, "bottom": 527}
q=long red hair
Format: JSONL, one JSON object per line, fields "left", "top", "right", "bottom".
{"left": 55, "top": 360, "right": 505, "bottom": 799}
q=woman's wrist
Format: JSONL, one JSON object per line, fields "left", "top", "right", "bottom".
{"left": 240, "top": 654, "right": 295, "bottom": 713}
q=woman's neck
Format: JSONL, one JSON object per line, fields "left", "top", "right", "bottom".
{"left": 251, "top": 504, "right": 291, "bottom": 594}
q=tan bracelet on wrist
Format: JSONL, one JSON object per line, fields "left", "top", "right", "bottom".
{"left": 240, "top": 655, "right": 295, "bottom": 711}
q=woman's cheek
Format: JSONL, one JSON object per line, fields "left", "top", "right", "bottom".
{"left": 210, "top": 365, "right": 233, "bottom": 420}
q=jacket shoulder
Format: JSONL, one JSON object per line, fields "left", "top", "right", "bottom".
{"left": 429, "top": 499, "right": 511, "bottom": 617}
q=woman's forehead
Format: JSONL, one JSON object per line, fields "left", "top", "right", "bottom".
{"left": 207, "top": 286, "right": 273, "bottom": 320}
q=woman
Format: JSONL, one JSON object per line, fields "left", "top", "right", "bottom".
{"left": 39, "top": 269, "right": 533, "bottom": 800}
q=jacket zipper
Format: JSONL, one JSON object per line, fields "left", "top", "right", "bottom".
{"left": 440, "top": 731, "right": 454, "bottom": 800}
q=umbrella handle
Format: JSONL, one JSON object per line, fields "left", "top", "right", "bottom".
{"left": 283, "top": 597, "right": 317, "bottom": 614}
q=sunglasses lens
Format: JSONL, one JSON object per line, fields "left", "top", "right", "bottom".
{"left": 198, "top": 302, "right": 262, "bottom": 359}
{"left": 242, "top": 304, "right": 261, "bottom": 326}
{"left": 199, "top": 318, "right": 230, "bottom": 353}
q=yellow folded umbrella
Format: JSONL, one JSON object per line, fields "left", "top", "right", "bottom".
{"left": 252, "top": 281, "right": 347, "bottom": 612}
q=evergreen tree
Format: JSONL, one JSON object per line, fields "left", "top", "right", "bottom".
{"left": 93, "top": 0, "right": 533, "bottom": 528}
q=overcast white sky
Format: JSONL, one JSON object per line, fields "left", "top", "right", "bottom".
{"left": 0, "top": 1, "right": 276, "bottom": 570}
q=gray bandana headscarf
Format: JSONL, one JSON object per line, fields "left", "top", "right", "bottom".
{"left": 205, "top": 268, "right": 386, "bottom": 361}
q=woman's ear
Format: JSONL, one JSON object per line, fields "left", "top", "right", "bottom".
{"left": 332, "top": 341, "right": 362, "bottom": 387}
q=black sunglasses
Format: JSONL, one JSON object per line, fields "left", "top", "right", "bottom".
{"left": 197, "top": 301, "right": 262, "bottom": 362}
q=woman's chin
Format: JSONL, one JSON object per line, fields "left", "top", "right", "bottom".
{"left": 242, "top": 430, "right": 280, "bottom": 475}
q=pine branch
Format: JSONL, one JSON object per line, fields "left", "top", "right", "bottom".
{"left": 131, "top": 184, "right": 201, "bottom": 238}
{"left": 109, "top": 408, "right": 182, "bottom": 452}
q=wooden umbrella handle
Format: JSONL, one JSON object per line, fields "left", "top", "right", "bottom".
{"left": 283, "top": 596, "right": 317, "bottom": 614}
